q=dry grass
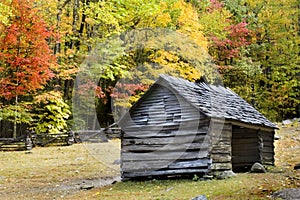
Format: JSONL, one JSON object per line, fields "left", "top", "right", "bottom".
{"left": 69, "top": 172, "right": 300, "bottom": 200}
{"left": 0, "top": 126, "right": 299, "bottom": 200}
{"left": 0, "top": 140, "right": 120, "bottom": 200}
{"left": 275, "top": 125, "right": 300, "bottom": 169}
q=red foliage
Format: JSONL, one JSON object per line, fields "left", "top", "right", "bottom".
{"left": 77, "top": 79, "right": 106, "bottom": 99}
{"left": 207, "top": 0, "right": 224, "bottom": 13}
{"left": 0, "top": 0, "right": 55, "bottom": 100}
{"left": 210, "top": 21, "right": 252, "bottom": 60}
{"left": 111, "top": 83, "right": 149, "bottom": 99}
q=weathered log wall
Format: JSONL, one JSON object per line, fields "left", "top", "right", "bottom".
{"left": 210, "top": 122, "right": 232, "bottom": 171}
{"left": 259, "top": 130, "right": 275, "bottom": 165}
{"left": 121, "top": 85, "right": 212, "bottom": 179}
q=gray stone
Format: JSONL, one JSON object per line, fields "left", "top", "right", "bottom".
{"left": 272, "top": 188, "right": 300, "bottom": 200}
{"left": 191, "top": 195, "right": 208, "bottom": 200}
{"left": 215, "top": 170, "right": 237, "bottom": 180}
{"left": 250, "top": 162, "right": 267, "bottom": 173}
{"left": 113, "top": 159, "right": 121, "bottom": 165}
{"left": 292, "top": 117, "right": 300, "bottom": 121}
{"left": 282, "top": 119, "right": 293, "bottom": 125}
{"left": 80, "top": 184, "right": 94, "bottom": 190}
{"left": 274, "top": 135, "right": 281, "bottom": 140}
{"left": 294, "top": 163, "right": 300, "bottom": 170}
{"left": 202, "top": 175, "right": 213, "bottom": 180}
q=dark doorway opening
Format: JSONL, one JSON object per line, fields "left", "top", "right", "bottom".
{"left": 231, "top": 125, "right": 260, "bottom": 172}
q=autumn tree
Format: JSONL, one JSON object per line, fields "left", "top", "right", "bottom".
{"left": 69, "top": 0, "right": 214, "bottom": 127}
{"left": 226, "top": 0, "right": 300, "bottom": 121}
{"left": 207, "top": 0, "right": 300, "bottom": 120}
{"left": 0, "top": 0, "right": 55, "bottom": 137}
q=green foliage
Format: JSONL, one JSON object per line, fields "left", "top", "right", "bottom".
{"left": 243, "top": 0, "right": 300, "bottom": 120}
{"left": 31, "top": 91, "right": 71, "bottom": 134}
{"left": 220, "top": 56, "right": 263, "bottom": 114}
{"left": 0, "top": 104, "right": 33, "bottom": 124}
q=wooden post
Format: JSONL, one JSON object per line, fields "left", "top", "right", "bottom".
{"left": 25, "top": 131, "right": 33, "bottom": 151}
{"left": 258, "top": 130, "right": 263, "bottom": 163}
{"left": 67, "top": 130, "right": 75, "bottom": 145}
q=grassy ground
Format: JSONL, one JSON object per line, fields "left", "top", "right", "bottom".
{"left": 68, "top": 172, "right": 300, "bottom": 200}
{"left": 0, "top": 140, "right": 120, "bottom": 199}
{"left": 0, "top": 126, "right": 299, "bottom": 200}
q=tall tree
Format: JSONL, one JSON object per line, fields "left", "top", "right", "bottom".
{"left": 0, "top": 0, "right": 55, "bottom": 137}
{"left": 244, "top": 0, "right": 300, "bottom": 120}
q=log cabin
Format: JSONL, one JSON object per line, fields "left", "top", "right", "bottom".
{"left": 118, "top": 75, "right": 277, "bottom": 179}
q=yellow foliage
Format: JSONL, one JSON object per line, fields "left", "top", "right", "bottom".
{"left": 0, "top": 0, "right": 13, "bottom": 27}
{"left": 153, "top": 2, "right": 172, "bottom": 27}
{"left": 174, "top": 0, "right": 208, "bottom": 50}
{"left": 34, "top": 91, "right": 64, "bottom": 104}
{"left": 198, "top": 8, "right": 232, "bottom": 40}
{"left": 149, "top": 50, "right": 202, "bottom": 82}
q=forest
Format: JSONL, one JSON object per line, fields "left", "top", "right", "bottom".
{"left": 0, "top": 0, "right": 299, "bottom": 137}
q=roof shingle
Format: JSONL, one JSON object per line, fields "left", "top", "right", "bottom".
{"left": 157, "top": 74, "right": 277, "bottom": 128}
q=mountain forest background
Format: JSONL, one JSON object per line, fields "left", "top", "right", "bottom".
{"left": 0, "top": 0, "right": 299, "bottom": 137}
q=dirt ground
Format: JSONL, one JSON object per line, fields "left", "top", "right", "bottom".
{"left": 0, "top": 125, "right": 299, "bottom": 200}
{"left": 0, "top": 140, "right": 121, "bottom": 199}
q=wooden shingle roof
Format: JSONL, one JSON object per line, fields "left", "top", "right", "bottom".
{"left": 155, "top": 74, "right": 277, "bottom": 129}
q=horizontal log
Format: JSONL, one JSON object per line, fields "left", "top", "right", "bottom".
{"left": 229, "top": 121, "right": 275, "bottom": 132}
{"left": 121, "top": 150, "right": 208, "bottom": 161}
{"left": 262, "top": 146, "right": 274, "bottom": 153}
{"left": 0, "top": 142, "right": 27, "bottom": 151}
{"left": 213, "top": 140, "right": 231, "bottom": 146}
{"left": 168, "top": 159, "right": 212, "bottom": 169}
{"left": 262, "top": 159, "right": 274, "bottom": 165}
{"left": 232, "top": 162, "right": 254, "bottom": 167}
{"left": 211, "top": 123, "right": 232, "bottom": 131}
{"left": 132, "top": 103, "right": 201, "bottom": 114}
{"left": 262, "top": 139, "right": 274, "bottom": 143}
{"left": 232, "top": 150, "right": 259, "bottom": 156}
{"left": 259, "top": 130, "right": 274, "bottom": 135}
{"left": 211, "top": 145, "right": 231, "bottom": 154}
{"left": 210, "top": 154, "right": 231, "bottom": 163}
{"left": 233, "top": 129, "right": 258, "bottom": 135}
{"left": 122, "top": 168, "right": 210, "bottom": 178}
{"left": 122, "top": 159, "right": 211, "bottom": 171}
{"left": 0, "top": 142, "right": 25, "bottom": 146}
{"left": 211, "top": 163, "right": 232, "bottom": 171}
{"left": 0, "top": 145, "right": 26, "bottom": 149}
{"left": 262, "top": 161, "right": 274, "bottom": 165}
{"left": 0, "top": 138, "right": 25, "bottom": 142}
{"left": 122, "top": 119, "right": 210, "bottom": 131}
{"left": 210, "top": 130, "right": 231, "bottom": 139}
{"left": 123, "top": 135, "right": 208, "bottom": 146}
{"left": 123, "top": 127, "right": 209, "bottom": 138}
{"left": 211, "top": 137, "right": 231, "bottom": 146}
{"left": 232, "top": 144, "right": 260, "bottom": 151}
{"left": 122, "top": 124, "right": 180, "bottom": 132}
{"left": 262, "top": 155, "right": 274, "bottom": 161}
{"left": 122, "top": 143, "right": 209, "bottom": 152}
{"left": 232, "top": 133, "right": 258, "bottom": 138}
{"left": 262, "top": 154, "right": 274, "bottom": 160}
{"left": 232, "top": 156, "right": 259, "bottom": 163}
{"left": 216, "top": 137, "right": 232, "bottom": 143}
{"left": 122, "top": 160, "right": 171, "bottom": 171}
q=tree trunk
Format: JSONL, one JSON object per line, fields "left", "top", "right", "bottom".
{"left": 13, "top": 95, "right": 18, "bottom": 139}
